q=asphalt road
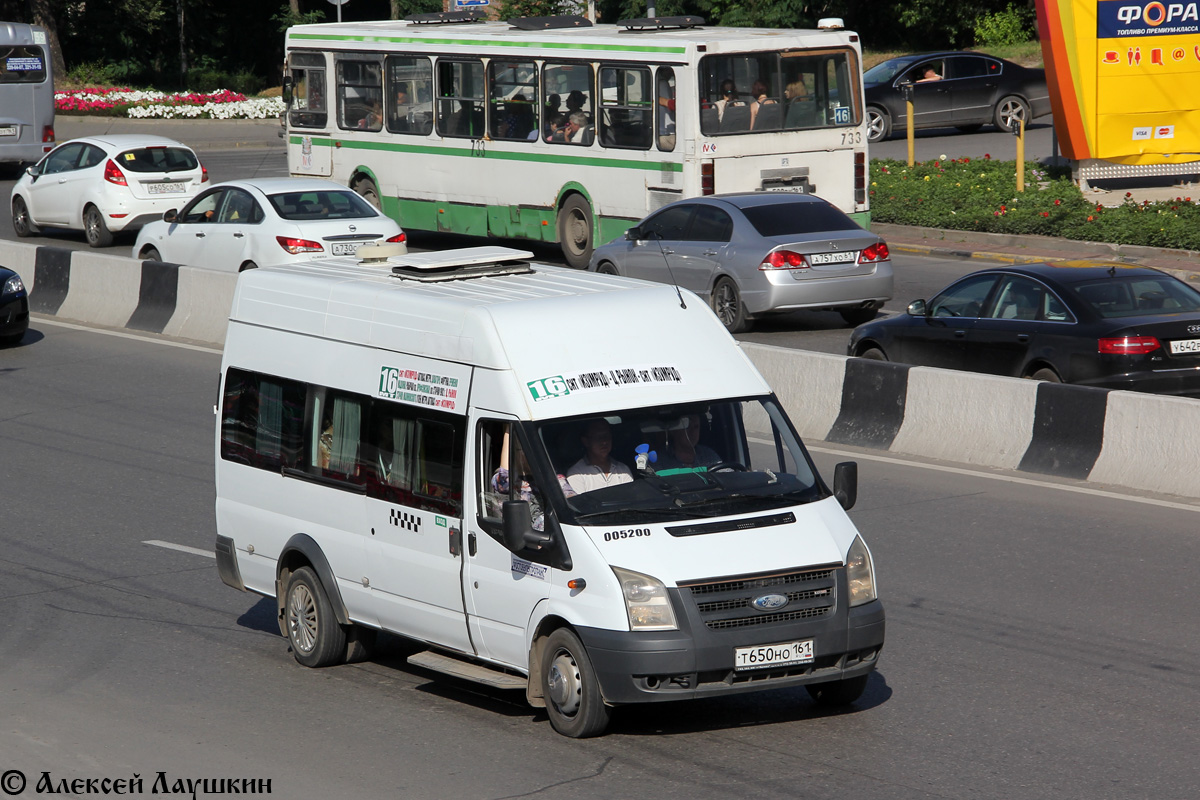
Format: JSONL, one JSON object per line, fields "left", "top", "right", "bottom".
{"left": 3, "top": 323, "right": 1199, "bottom": 799}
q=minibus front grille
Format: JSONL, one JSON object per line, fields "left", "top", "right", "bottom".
{"left": 679, "top": 567, "right": 838, "bottom": 631}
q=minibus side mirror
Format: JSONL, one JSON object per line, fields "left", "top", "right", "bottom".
{"left": 833, "top": 461, "right": 857, "bottom": 510}
{"left": 163, "top": 209, "right": 178, "bottom": 223}
{"left": 502, "top": 500, "right": 551, "bottom": 551}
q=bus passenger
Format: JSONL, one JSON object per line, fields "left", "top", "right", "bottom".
{"left": 715, "top": 79, "right": 743, "bottom": 121}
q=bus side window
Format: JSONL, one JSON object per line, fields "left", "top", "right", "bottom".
{"left": 599, "top": 65, "right": 652, "bottom": 150}
{"left": 437, "top": 59, "right": 486, "bottom": 139}
{"left": 337, "top": 59, "right": 383, "bottom": 132}
{"left": 288, "top": 52, "right": 328, "bottom": 128}
{"left": 387, "top": 55, "right": 434, "bottom": 136}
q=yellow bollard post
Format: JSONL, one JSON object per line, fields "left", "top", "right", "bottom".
{"left": 903, "top": 82, "right": 915, "bottom": 167}
{"left": 1016, "top": 118, "right": 1025, "bottom": 192}
{"left": 906, "top": 100, "right": 915, "bottom": 167}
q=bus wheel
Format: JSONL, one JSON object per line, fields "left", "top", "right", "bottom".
{"left": 354, "top": 177, "right": 381, "bottom": 210}
{"left": 541, "top": 628, "right": 610, "bottom": 738}
{"left": 557, "top": 195, "right": 593, "bottom": 269}
{"left": 285, "top": 566, "right": 346, "bottom": 668}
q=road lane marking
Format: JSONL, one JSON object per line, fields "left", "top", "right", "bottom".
{"left": 143, "top": 540, "right": 215, "bottom": 558}
{"left": 36, "top": 318, "right": 223, "bottom": 354}
{"left": 805, "top": 443, "right": 1200, "bottom": 514}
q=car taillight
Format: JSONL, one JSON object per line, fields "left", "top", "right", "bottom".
{"left": 701, "top": 161, "right": 714, "bottom": 196}
{"left": 1098, "top": 336, "right": 1160, "bottom": 354}
{"left": 103, "top": 159, "right": 127, "bottom": 186}
{"left": 859, "top": 242, "right": 890, "bottom": 263}
{"left": 42, "top": 125, "right": 54, "bottom": 143}
{"left": 276, "top": 236, "right": 323, "bottom": 255}
{"left": 854, "top": 150, "right": 866, "bottom": 205}
{"left": 386, "top": 232, "right": 407, "bottom": 243}
{"left": 201, "top": 163, "right": 209, "bottom": 183}
{"left": 759, "top": 250, "right": 808, "bottom": 270}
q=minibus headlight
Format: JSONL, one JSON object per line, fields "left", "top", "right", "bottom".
{"left": 612, "top": 566, "right": 677, "bottom": 631}
{"left": 846, "top": 535, "right": 877, "bottom": 607}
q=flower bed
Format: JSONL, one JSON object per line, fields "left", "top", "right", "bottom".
{"left": 55, "top": 88, "right": 286, "bottom": 120}
{"left": 871, "top": 156, "right": 1200, "bottom": 251}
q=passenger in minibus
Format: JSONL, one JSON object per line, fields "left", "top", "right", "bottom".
{"left": 490, "top": 427, "right": 575, "bottom": 531}
{"left": 657, "top": 414, "right": 721, "bottom": 471}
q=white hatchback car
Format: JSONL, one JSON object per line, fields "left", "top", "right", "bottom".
{"left": 11, "top": 134, "right": 207, "bottom": 247}
{"left": 133, "top": 177, "right": 407, "bottom": 272}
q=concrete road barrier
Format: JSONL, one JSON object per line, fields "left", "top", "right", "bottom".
{"left": 3, "top": 240, "right": 1198, "bottom": 501}
{"left": 742, "top": 342, "right": 1200, "bottom": 501}
{"left": 6, "top": 241, "right": 235, "bottom": 346}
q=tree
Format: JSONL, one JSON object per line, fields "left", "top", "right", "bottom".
{"left": 25, "top": 0, "right": 65, "bottom": 76}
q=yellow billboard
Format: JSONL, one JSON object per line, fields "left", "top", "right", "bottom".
{"left": 1037, "top": 0, "right": 1200, "bottom": 165}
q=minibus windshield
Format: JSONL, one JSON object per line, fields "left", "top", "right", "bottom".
{"left": 535, "top": 397, "right": 825, "bottom": 525}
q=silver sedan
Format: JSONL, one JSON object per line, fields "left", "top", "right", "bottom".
{"left": 588, "top": 193, "right": 892, "bottom": 333}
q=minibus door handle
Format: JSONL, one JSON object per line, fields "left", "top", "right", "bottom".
{"left": 467, "top": 532, "right": 477, "bottom": 557}
{"left": 448, "top": 525, "right": 462, "bottom": 557}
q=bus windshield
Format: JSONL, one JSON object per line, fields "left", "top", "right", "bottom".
{"left": 534, "top": 397, "right": 824, "bottom": 525}
{"left": 699, "top": 49, "right": 860, "bottom": 135}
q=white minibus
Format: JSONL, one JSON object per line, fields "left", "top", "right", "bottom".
{"left": 0, "top": 22, "right": 55, "bottom": 168}
{"left": 215, "top": 245, "right": 885, "bottom": 737}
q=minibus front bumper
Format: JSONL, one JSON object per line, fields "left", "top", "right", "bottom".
{"left": 576, "top": 592, "right": 885, "bottom": 705}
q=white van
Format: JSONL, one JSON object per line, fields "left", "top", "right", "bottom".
{"left": 0, "top": 22, "right": 55, "bottom": 168}
{"left": 215, "top": 246, "right": 885, "bottom": 738}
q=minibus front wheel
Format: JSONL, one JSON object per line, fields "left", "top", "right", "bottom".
{"left": 541, "top": 628, "right": 610, "bottom": 738}
{"left": 285, "top": 566, "right": 347, "bottom": 668}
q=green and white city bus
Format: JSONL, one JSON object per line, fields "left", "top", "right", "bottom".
{"left": 281, "top": 14, "right": 869, "bottom": 267}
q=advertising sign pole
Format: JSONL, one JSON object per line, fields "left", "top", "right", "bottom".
{"left": 902, "top": 82, "right": 915, "bottom": 167}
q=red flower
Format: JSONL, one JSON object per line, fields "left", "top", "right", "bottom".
{"left": 1054, "top": 199, "right": 1061, "bottom": 206}
{"left": 1126, "top": 192, "right": 1132, "bottom": 197}
{"left": 984, "top": 153, "right": 991, "bottom": 159}
{"left": 1087, "top": 215, "right": 1094, "bottom": 221}
{"left": 1041, "top": 211, "right": 1050, "bottom": 217}
{"left": 1000, "top": 205, "right": 1006, "bottom": 211}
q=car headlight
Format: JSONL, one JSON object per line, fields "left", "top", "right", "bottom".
{"left": 847, "top": 535, "right": 877, "bottom": 607}
{"left": 612, "top": 566, "right": 677, "bottom": 631}
{"left": 3, "top": 275, "right": 24, "bottom": 296}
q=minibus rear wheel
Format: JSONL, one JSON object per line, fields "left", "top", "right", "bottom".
{"left": 285, "top": 566, "right": 347, "bottom": 668}
{"left": 541, "top": 628, "right": 610, "bottom": 738}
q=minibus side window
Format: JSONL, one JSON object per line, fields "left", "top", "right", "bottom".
{"left": 476, "top": 421, "right": 550, "bottom": 543}
{"left": 367, "top": 401, "right": 464, "bottom": 516}
{"left": 309, "top": 389, "right": 364, "bottom": 483}
{"left": 220, "top": 368, "right": 305, "bottom": 470}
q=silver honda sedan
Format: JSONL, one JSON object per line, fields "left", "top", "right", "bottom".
{"left": 588, "top": 193, "right": 892, "bottom": 333}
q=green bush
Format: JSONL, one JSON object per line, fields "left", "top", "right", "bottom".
{"left": 974, "top": 4, "right": 1035, "bottom": 48}
{"left": 870, "top": 157, "right": 1200, "bottom": 250}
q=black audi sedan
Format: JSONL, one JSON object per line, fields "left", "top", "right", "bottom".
{"left": 863, "top": 51, "right": 1051, "bottom": 143}
{"left": 848, "top": 262, "right": 1200, "bottom": 397}
{"left": 0, "top": 265, "right": 29, "bottom": 346}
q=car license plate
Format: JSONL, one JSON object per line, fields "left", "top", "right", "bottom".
{"left": 808, "top": 251, "right": 856, "bottom": 265}
{"left": 147, "top": 182, "right": 185, "bottom": 194}
{"left": 734, "top": 639, "right": 814, "bottom": 671}
{"left": 1169, "top": 338, "right": 1200, "bottom": 354}
{"left": 332, "top": 242, "right": 363, "bottom": 256}
{"left": 763, "top": 184, "right": 805, "bottom": 193}
{"left": 0, "top": 126, "right": 16, "bottom": 137}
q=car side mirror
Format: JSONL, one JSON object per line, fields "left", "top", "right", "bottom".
{"left": 26, "top": 165, "right": 40, "bottom": 180}
{"left": 833, "top": 461, "right": 857, "bottom": 510}
{"left": 163, "top": 209, "right": 178, "bottom": 223}
{"left": 624, "top": 226, "right": 642, "bottom": 241}
{"left": 502, "top": 500, "right": 551, "bottom": 552}
{"left": 907, "top": 299, "right": 927, "bottom": 316}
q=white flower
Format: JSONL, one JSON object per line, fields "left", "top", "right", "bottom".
{"left": 939, "top": 154, "right": 947, "bottom": 161}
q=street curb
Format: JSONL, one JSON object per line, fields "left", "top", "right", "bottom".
{"left": 874, "top": 222, "right": 1200, "bottom": 283}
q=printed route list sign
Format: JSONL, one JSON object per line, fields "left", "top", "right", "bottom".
{"left": 378, "top": 365, "right": 462, "bottom": 411}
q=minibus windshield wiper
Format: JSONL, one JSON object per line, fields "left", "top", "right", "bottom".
{"left": 573, "top": 505, "right": 724, "bottom": 523}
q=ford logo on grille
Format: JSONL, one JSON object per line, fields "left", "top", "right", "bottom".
{"left": 751, "top": 593, "right": 789, "bottom": 612}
